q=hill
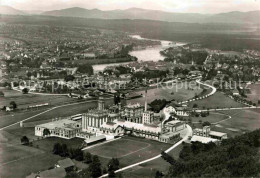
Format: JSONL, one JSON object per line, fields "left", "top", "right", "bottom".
{"left": 42, "top": 7, "right": 260, "bottom": 24}
{"left": 0, "top": 5, "right": 26, "bottom": 15}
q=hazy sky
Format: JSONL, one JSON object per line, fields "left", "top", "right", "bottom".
{"left": 1, "top": 0, "right": 260, "bottom": 13}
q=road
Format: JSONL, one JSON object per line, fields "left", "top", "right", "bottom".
{"left": 196, "top": 105, "right": 259, "bottom": 112}
{"left": 100, "top": 125, "right": 192, "bottom": 178}
{"left": 178, "top": 79, "right": 217, "bottom": 104}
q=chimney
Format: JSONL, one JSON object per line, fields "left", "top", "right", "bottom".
{"left": 144, "top": 88, "right": 147, "bottom": 112}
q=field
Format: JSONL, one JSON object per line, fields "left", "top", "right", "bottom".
{"left": 33, "top": 137, "right": 85, "bottom": 152}
{"left": 190, "top": 112, "right": 229, "bottom": 124}
{"left": 0, "top": 124, "right": 62, "bottom": 177}
{"left": 191, "top": 108, "right": 260, "bottom": 137}
{"left": 0, "top": 89, "right": 78, "bottom": 109}
{"left": 86, "top": 136, "right": 171, "bottom": 168}
{"left": 0, "top": 97, "right": 114, "bottom": 128}
{"left": 188, "top": 92, "right": 245, "bottom": 109}
{"left": 121, "top": 144, "right": 184, "bottom": 177}
{"left": 129, "top": 82, "right": 203, "bottom": 105}
{"left": 214, "top": 109, "right": 260, "bottom": 132}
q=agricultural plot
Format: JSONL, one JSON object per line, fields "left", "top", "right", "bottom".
{"left": 0, "top": 97, "right": 114, "bottom": 129}
{"left": 188, "top": 92, "right": 245, "bottom": 109}
{"left": 214, "top": 109, "right": 260, "bottom": 132}
{"left": 0, "top": 90, "right": 77, "bottom": 109}
{"left": 190, "top": 112, "right": 229, "bottom": 124}
{"left": 0, "top": 125, "right": 62, "bottom": 178}
{"left": 121, "top": 144, "right": 183, "bottom": 178}
{"left": 129, "top": 82, "right": 203, "bottom": 105}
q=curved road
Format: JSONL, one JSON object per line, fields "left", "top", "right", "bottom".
{"left": 178, "top": 79, "right": 217, "bottom": 104}
{"left": 100, "top": 125, "right": 192, "bottom": 178}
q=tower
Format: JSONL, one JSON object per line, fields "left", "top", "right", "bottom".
{"left": 98, "top": 97, "right": 105, "bottom": 111}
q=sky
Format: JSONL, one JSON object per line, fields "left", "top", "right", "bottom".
{"left": 1, "top": 0, "right": 260, "bottom": 14}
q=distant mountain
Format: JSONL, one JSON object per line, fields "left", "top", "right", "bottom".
{"left": 1, "top": 5, "right": 259, "bottom": 24}
{"left": 42, "top": 7, "right": 260, "bottom": 24}
{"left": 23, "top": 10, "right": 44, "bottom": 15}
{"left": 0, "top": 5, "right": 26, "bottom": 15}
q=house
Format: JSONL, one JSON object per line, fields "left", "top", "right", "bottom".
{"left": 175, "top": 107, "right": 190, "bottom": 116}
{"left": 232, "top": 89, "right": 240, "bottom": 96}
{"left": 100, "top": 122, "right": 125, "bottom": 136}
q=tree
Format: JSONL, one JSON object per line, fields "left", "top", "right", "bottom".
{"left": 21, "top": 136, "right": 29, "bottom": 145}
{"left": 64, "top": 75, "right": 75, "bottom": 82}
{"left": 77, "top": 64, "right": 94, "bottom": 75}
{"left": 84, "top": 152, "right": 92, "bottom": 164}
{"left": 202, "top": 121, "right": 211, "bottom": 127}
{"left": 53, "top": 143, "right": 62, "bottom": 155}
{"left": 43, "top": 128, "right": 51, "bottom": 136}
{"left": 108, "top": 170, "right": 116, "bottom": 178}
{"left": 61, "top": 144, "right": 69, "bottom": 157}
{"left": 22, "top": 88, "right": 29, "bottom": 94}
{"left": 114, "top": 93, "right": 121, "bottom": 105}
{"left": 10, "top": 101, "right": 17, "bottom": 109}
{"left": 88, "top": 155, "right": 102, "bottom": 178}
{"left": 107, "top": 158, "right": 120, "bottom": 172}
{"left": 155, "top": 171, "right": 163, "bottom": 178}
{"left": 193, "top": 103, "right": 198, "bottom": 108}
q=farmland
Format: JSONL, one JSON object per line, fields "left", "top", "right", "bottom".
{"left": 0, "top": 89, "right": 78, "bottom": 109}
{"left": 0, "top": 96, "right": 114, "bottom": 129}
{"left": 129, "top": 82, "right": 203, "bottom": 105}
{"left": 121, "top": 144, "right": 184, "bottom": 177}
{"left": 188, "top": 92, "right": 245, "bottom": 109}
{"left": 0, "top": 124, "right": 62, "bottom": 178}
{"left": 192, "top": 108, "right": 260, "bottom": 137}
{"left": 190, "top": 112, "right": 229, "bottom": 124}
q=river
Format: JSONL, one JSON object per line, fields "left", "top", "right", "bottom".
{"left": 92, "top": 35, "right": 186, "bottom": 72}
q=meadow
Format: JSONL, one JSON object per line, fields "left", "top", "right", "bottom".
{"left": 0, "top": 89, "right": 78, "bottom": 109}
{"left": 129, "top": 82, "right": 203, "bottom": 105}
{"left": 188, "top": 92, "right": 245, "bottom": 109}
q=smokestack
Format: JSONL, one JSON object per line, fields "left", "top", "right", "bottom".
{"left": 145, "top": 88, "right": 147, "bottom": 112}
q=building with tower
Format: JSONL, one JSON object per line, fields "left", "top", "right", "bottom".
{"left": 82, "top": 97, "right": 120, "bottom": 132}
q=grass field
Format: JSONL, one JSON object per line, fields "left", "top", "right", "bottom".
{"left": 33, "top": 137, "right": 85, "bottom": 152}
{"left": 0, "top": 89, "right": 78, "bottom": 109}
{"left": 214, "top": 109, "right": 260, "bottom": 132}
{"left": 129, "top": 82, "right": 203, "bottom": 105}
{"left": 188, "top": 92, "right": 245, "bottom": 109}
{"left": 190, "top": 112, "right": 229, "bottom": 124}
{"left": 0, "top": 124, "right": 62, "bottom": 178}
{"left": 86, "top": 136, "right": 171, "bottom": 168}
{"left": 121, "top": 144, "right": 184, "bottom": 177}
{"left": 0, "top": 97, "right": 114, "bottom": 128}
{"left": 190, "top": 109, "right": 260, "bottom": 138}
